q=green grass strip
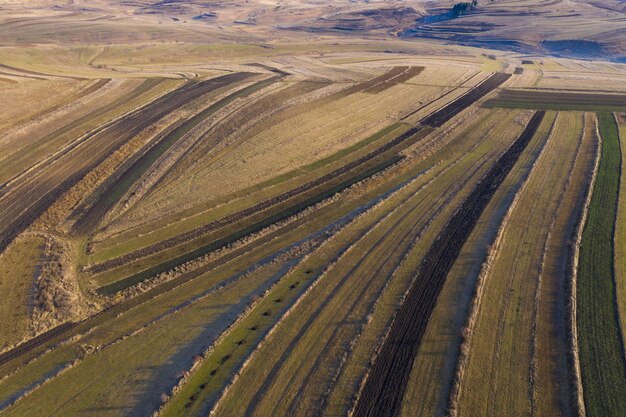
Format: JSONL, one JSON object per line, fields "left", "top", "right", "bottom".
{"left": 484, "top": 101, "right": 626, "bottom": 112}
{"left": 577, "top": 112, "right": 626, "bottom": 417}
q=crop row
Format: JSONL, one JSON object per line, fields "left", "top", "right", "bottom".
{"left": 484, "top": 89, "right": 626, "bottom": 111}
{"left": 0, "top": 73, "right": 252, "bottom": 254}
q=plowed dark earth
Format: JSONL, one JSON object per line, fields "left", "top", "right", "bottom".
{"left": 421, "top": 72, "right": 511, "bottom": 127}
{"left": 0, "top": 72, "right": 253, "bottom": 253}
{"left": 352, "top": 110, "right": 545, "bottom": 417}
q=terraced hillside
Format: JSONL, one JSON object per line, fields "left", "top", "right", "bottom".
{"left": 0, "top": 11, "right": 625, "bottom": 417}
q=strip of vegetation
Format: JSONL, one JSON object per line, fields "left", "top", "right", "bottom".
{"left": 452, "top": 1, "right": 478, "bottom": 17}
{"left": 352, "top": 111, "right": 545, "bottom": 417}
{"left": 484, "top": 89, "right": 626, "bottom": 111}
{"left": 577, "top": 112, "right": 626, "bottom": 417}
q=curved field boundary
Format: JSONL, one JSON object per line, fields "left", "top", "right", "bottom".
{"left": 567, "top": 114, "right": 600, "bottom": 417}
{"left": 0, "top": 63, "right": 83, "bottom": 80}
{"left": 576, "top": 112, "right": 626, "bottom": 417}
{"left": 70, "top": 74, "right": 271, "bottom": 235}
{"left": 352, "top": 110, "right": 545, "bottom": 417}
{"left": 615, "top": 114, "right": 626, "bottom": 358}
{"left": 363, "top": 66, "right": 424, "bottom": 94}
{"left": 0, "top": 73, "right": 253, "bottom": 254}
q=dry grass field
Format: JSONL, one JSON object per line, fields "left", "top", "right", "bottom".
{"left": 0, "top": 1, "right": 624, "bottom": 417}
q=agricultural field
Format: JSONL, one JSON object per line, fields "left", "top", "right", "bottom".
{"left": 0, "top": 1, "right": 625, "bottom": 417}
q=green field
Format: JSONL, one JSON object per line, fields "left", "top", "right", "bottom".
{"left": 577, "top": 112, "right": 626, "bottom": 417}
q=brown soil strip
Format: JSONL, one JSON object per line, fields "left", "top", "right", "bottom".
{"left": 364, "top": 66, "right": 424, "bottom": 93}
{"left": 485, "top": 90, "right": 626, "bottom": 110}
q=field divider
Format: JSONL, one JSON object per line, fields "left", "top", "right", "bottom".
{"left": 611, "top": 112, "right": 626, "bottom": 359}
